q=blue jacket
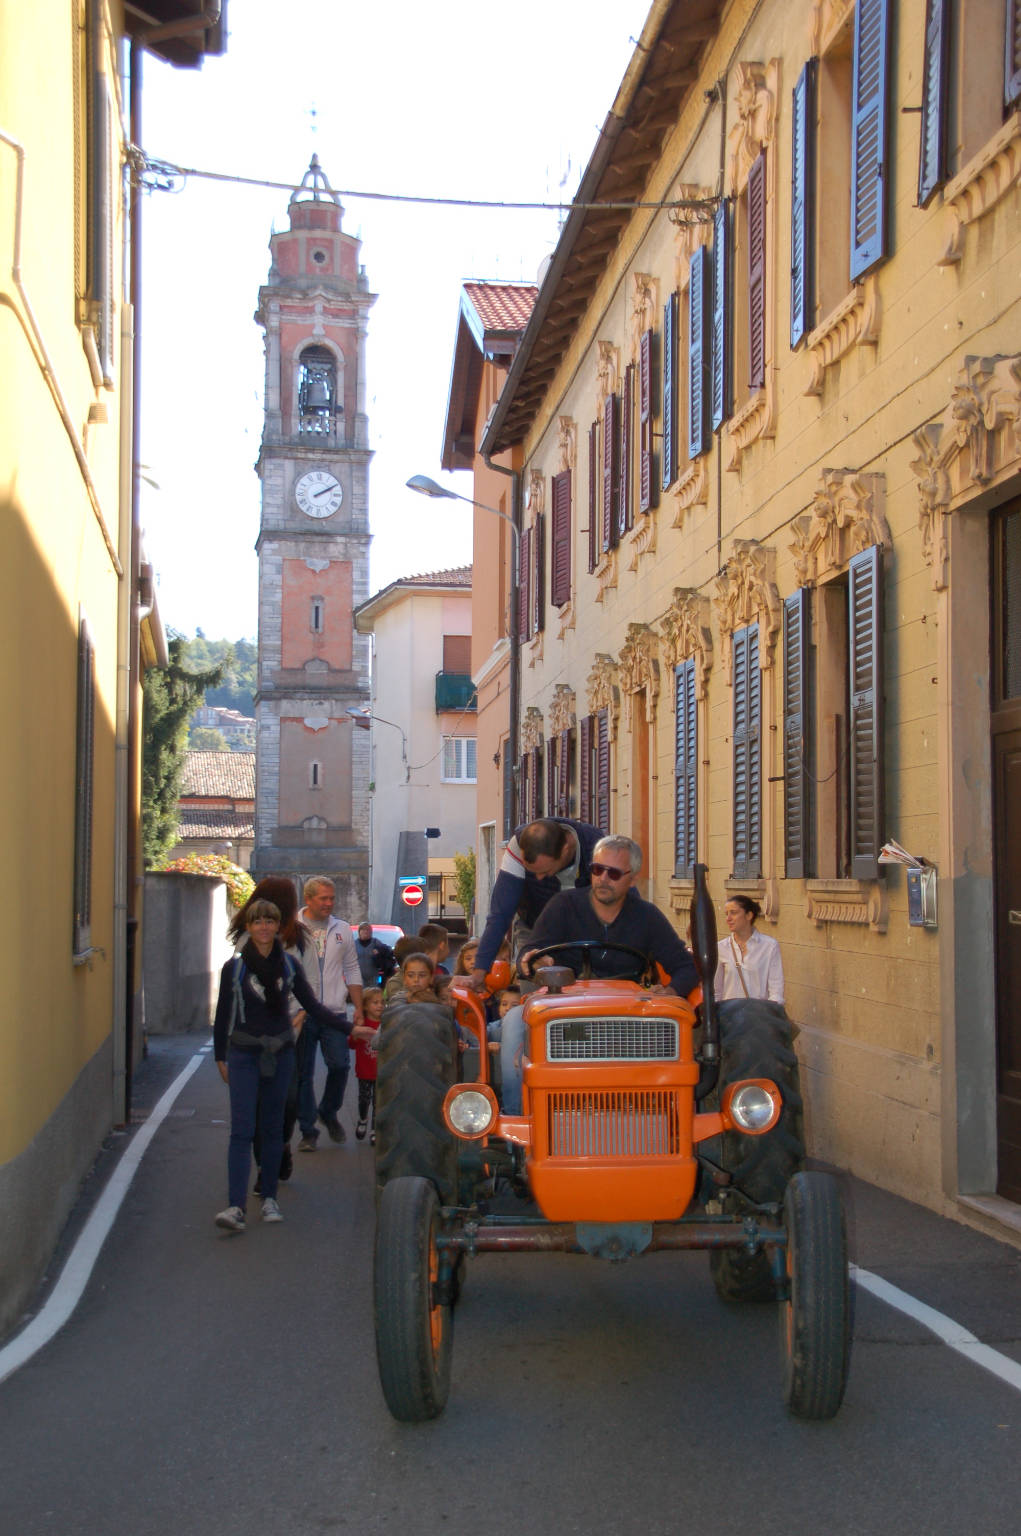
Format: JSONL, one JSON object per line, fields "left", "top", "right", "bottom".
{"left": 475, "top": 817, "right": 604, "bottom": 973}
{"left": 526, "top": 885, "right": 698, "bottom": 996}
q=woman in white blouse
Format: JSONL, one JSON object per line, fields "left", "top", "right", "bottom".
{"left": 714, "top": 895, "right": 785, "bottom": 1004}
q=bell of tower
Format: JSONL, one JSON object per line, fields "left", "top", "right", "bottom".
{"left": 251, "top": 157, "right": 374, "bottom": 915}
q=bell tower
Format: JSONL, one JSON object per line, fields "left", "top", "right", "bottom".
{"left": 252, "top": 157, "right": 373, "bottom": 914}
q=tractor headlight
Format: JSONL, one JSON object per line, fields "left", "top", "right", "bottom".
{"left": 443, "top": 1084, "right": 498, "bottom": 1139}
{"left": 724, "top": 1080, "right": 781, "bottom": 1134}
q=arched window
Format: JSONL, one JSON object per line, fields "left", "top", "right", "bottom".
{"left": 298, "top": 346, "right": 339, "bottom": 436}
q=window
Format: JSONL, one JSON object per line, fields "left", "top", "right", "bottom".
{"left": 662, "top": 294, "right": 679, "bottom": 489}
{"left": 790, "top": 60, "right": 818, "bottom": 347}
{"left": 73, "top": 615, "right": 96, "bottom": 957}
{"left": 298, "top": 345, "right": 337, "bottom": 435}
{"left": 711, "top": 198, "right": 732, "bottom": 432}
{"left": 310, "top": 597, "right": 324, "bottom": 634}
{"left": 602, "top": 393, "right": 620, "bottom": 553}
{"left": 519, "top": 744, "right": 543, "bottom": 817}
{"left": 588, "top": 421, "right": 600, "bottom": 572}
{"left": 732, "top": 624, "right": 761, "bottom": 879}
{"left": 919, "top": 0, "right": 1021, "bottom": 204}
{"left": 782, "top": 545, "right": 885, "bottom": 879}
{"left": 502, "top": 740, "right": 515, "bottom": 838}
{"left": 689, "top": 245, "right": 712, "bottom": 456}
{"left": 309, "top": 760, "right": 323, "bottom": 789}
{"left": 442, "top": 737, "right": 477, "bottom": 783}
{"left": 674, "top": 659, "right": 697, "bottom": 877}
{"left": 849, "top": 0, "right": 892, "bottom": 280}
{"left": 579, "top": 711, "right": 609, "bottom": 828}
{"left": 546, "top": 727, "right": 574, "bottom": 816}
{"left": 551, "top": 471, "right": 572, "bottom": 607}
{"left": 517, "top": 519, "right": 545, "bottom": 641}
{"left": 443, "top": 634, "right": 471, "bottom": 673}
{"left": 639, "top": 328, "right": 657, "bottom": 514}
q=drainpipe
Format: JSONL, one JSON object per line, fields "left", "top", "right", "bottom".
{"left": 480, "top": 455, "right": 521, "bottom": 829}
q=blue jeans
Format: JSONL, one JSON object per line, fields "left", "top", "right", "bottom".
{"left": 499, "top": 1005, "right": 527, "bottom": 1115}
{"left": 298, "top": 1017, "right": 350, "bottom": 1135}
{"left": 227, "top": 1044, "right": 294, "bottom": 1208}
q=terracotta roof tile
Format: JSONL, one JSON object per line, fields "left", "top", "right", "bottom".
{"left": 463, "top": 281, "right": 538, "bottom": 335}
{"left": 180, "top": 751, "right": 255, "bottom": 800}
{"left": 177, "top": 808, "right": 255, "bottom": 840}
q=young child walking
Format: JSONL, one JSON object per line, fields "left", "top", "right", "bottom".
{"left": 351, "top": 986, "right": 383, "bottom": 1143}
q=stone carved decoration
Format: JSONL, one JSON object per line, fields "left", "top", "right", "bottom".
{"left": 659, "top": 590, "right": 714, "bottom": 700}
{"left": 938, "top": 112, "right": 1021, "bottom": 267}
{"left": 557, "top": 416, "right": 577, "bottom": 473}
{"left": 668, "top": 185, "right": 715, "bottom": 290}
{"left": 596, "top": 341, "right": 619, "bottom": 415}
{"left": 618, "top": 623, "right": 660, "bottom": 726}
{"left": 557, "top": 596, "right": 576, "bottom": 642}
{"left": 527, "top": 629, "right": 545, "bottom": 669}
{"left": 630, "top": 273, "right": 658, "bottom": 363}
{"left": 593, "top": 546, "right": 619, "bottom": 604}
{"left": 805, "top": 878, "right": 889, "bottom": 934}
{"left": 304, "top": 658, "right": 329, "bottom": 674}
{"left": 303, "top": 716, "right": 329, "bottom": 731}
{"left": 727, "top": 60, "right": 780, "bottom": 197}
{"left": 790, "top": 470, "right": 891, "bottom": 587}
{"left": 305, "top": 558, "right": 330, "bottom": 573}
{"left": 803, "top": 273, "right": 881, "bottom": 398}
{"left": 521, "top": 706, "right": 544, "bottom": 753}
{"left": 713, "top": 540, "right": 782, "bottom": 681}
{"left": 586, "top": 654, "right": 620, "bottom": 741}
{"left": 809, "top": 0, "right": 854, "bottom": 56}
{"left": 908, "top": 354, "right": 1021, "bottom": 590}
{"left": 548, "top": 684, "right": 576, "bottom": 737}
{"left": 626, "top": 509, "right": 658, "bottom": 571}
{"left": 526, "top": 468, "right": 545, "bottom": 516}
{"left": 671, "top": 457, "right": 710, "bottom": 529}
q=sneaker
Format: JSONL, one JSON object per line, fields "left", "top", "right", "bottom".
{"left": 215, "top": 1206, "right": 246, "bottom": 1232}
{"left": 279, "top": 1145, "right": 293, "bottom": 1181}
{"left": 355, "top": 1118, "right": 367, "bottom": 1141}
{"left": 369, "top": 1130, "right": 376, "bottom": 1146}
{"left": 320, "top": 1114, "right": 345, "bottom": 1143}
{"left": 298, "top": 1135, "right": 318, "bottom": 1152}
{"left": 261, "top": 1197, "right": 284, "bottom": 1223}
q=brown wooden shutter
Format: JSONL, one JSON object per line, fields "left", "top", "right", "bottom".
{"left": 596, "top": 708, "right": 610, "bottom": 830}
{"left": 531, "top": 745, "right": 544, "bottom": 817}
{"left": 850, "top": 0, "right": 892, "bottom": 280}
{"left": 588, "top": 422, "right": 599, "bottom": 571}
{"left": 517, "top": 525, "right": 531, "bottom": 642}
{"left": 640, "top": 328, "right": 655, "bottom": 514}
{"left": 442, "top": 635, "right": 471, "bottom": 672}
{"left": 783, "top": 588, "right": 812, "bottom": 879}
{"left": 602, "top": 393, "right": 619, "bottom": 550}
{"left": 551, "top": 470, "right": 572, "bottom": 607}
{"left": 546, "top": 739, "right": 558, "bottom": 816}
{"left": 558, "top": 727, "right": 571, "bottom": 816}
{"left": 579, "top": 714, "right": 593, "bottom": 821}
{"left": 849, "top": 544, "right": 884, "bottom": 879}
{"left": 674, "top": 659, "right": 697, "bottom": 877}
{"left": 532, "top": 512, "right": 545, "bottom": 635}
{"left": 662, "top": 295, "right": 678, "bottom": 489}
{"left": 619, "top": 367, "right": 633, "bottom": 537}
{"left": 747, "top": 151, "right": 767, "bottom": 391}
{"left": 732, "top": 624, "right": 761, "bottom": 878}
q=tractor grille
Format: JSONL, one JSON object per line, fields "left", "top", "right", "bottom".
{"left": 545, "top": 1016, "right": 679, "bottom": 1062}
{"left": 545, "top": 1090, "right": 682, "bottom": 1157}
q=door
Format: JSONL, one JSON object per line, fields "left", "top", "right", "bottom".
{"left": 992, "top": 503, "right": 1021, "bottom": 1201}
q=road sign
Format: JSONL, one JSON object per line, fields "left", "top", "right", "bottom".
{"left": 399, "top": 875, "right": 426, "bottom": 887}
{"left": 401, "top": 884, "right": 424, "bottom": 907}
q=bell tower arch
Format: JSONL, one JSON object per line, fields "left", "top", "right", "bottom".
{"left": 252, "top": 157, "right": 373, "bottom": 913}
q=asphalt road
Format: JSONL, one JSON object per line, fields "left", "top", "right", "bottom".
{"left": 1, "top": 1033, "right": 1020, "bottom": 1536}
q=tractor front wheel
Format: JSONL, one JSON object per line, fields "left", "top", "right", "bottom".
{"left": 374, "top": 1002, "right": 458, "bottom": 1204}
{"left": 374, "top": 1176, "right": 454, "bottom": 1421}
{"left": 780, "top": 1170, "right": 850, "bottom": 1420}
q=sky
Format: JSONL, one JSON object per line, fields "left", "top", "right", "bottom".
{"left": 138, "top": 0, "right": 652, "bottom": 641}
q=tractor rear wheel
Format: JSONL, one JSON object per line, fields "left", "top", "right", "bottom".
{"left": 707, "top": 998, "right": 804, "bottom": 1303}
{"left": 374, "top": 1002, "right": 458, "bottom": 1204}
{"left": 374, "top": 1177, "right": 453, "bottom": 1421}
{"left": 780, "top": 1170, "right": 850, "bottom": 1419}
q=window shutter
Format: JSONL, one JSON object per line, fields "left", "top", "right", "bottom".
{"left": 850, "top": 0, "right": 892, "bottom": 280}
{"left": 532, "top": 745, "right": 544, "bottom": 817}
{"left": 662, "top": 295, "right": 678, "bottom": 489}
{"left": 689, "top": 245, "right": 710, "bottom": 457}
{"left": 747, "top": 152, "right": 767, "bottom": 391}
{"left": 791, "top": 59, "right": 817, "bottom": 348}
{"left": 551, "top": 470, "right": 572, "bottom": 607}
{"left": 849, "top": 544, "right": 884, "bottom": 879}
{"left": 640, "top": 328, "right": 656, "bottom": 513}
{"left": 1007, "top": 0, "right": 1021, "bottom": 108}
{"left": 588, "top": 421, "right": 599, "bottom": 572}
{"left": 596, "top": 709, "right": 610, "bottom": 830}
{"left": 546, "top": 739, "right": 558, "bottom": 815}
{"left": 732, "top": 624, "right": 761, "bottom": 878}
{"left": 502, "top": 741, "right": 514, "bottom": 838}
{"left": 533, "top": 512, "right": 545, "bottom": 635}
{"left": 579, "top": 714, "right": 593, "bottom": 822}
{"left": 603, "top": 393, "right": 620, "bottom": 549}
{"left": 918, "top": 0, "right": 949, "bottom": 206}
{"left": 711, "top": 198, "right": 731, "bottom": 431}
{"left": 783, "top": 589, "right": 812, "bottom": 879}
{"left": 674, "top": 660, "right": 697, "bottom": 877}
{"left": 517, "top": 525, "right": 531, "bottom": 642}
{"left": 619, "top": 366, "right": 633, "bottom": 537}
{"left": 558, "top": 727, "right": 572, "bottom": 816}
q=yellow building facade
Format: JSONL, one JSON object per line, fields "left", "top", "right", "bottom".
{"left": 478, "top": 0, "right": 1021, "bottom": 1232}
{"left": 0, "top": 1, "right": 225, "bottom": 1337}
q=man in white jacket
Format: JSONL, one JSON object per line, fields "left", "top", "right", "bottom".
{"left": 296, "top": 876, "right": 364, "bottom": 1148}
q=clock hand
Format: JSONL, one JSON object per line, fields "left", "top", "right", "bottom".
{"left": 313, "top": 485, "right": 335, "bottom": 498}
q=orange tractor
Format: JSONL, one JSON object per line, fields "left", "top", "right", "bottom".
{"left": 373, "top": 865, "right": 850, "bottom": 1423}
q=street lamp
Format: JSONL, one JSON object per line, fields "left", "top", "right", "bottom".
{"left": 345, "top": 706, "right": 408, "bottom": 775}
{"left": 405, "top": 474, "right": 520, "bottom": 559}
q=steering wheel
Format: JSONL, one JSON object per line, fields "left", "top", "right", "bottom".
{"left": 526, "top": 939, "right": 655, "bottom": 984}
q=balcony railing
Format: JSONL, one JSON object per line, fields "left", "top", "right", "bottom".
{"left": 435, "top": 672, "right": 477, "bottom": 712}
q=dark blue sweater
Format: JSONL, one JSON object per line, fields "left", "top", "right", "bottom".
{"left": 475, "top": 818, "right": 604, "bottom": 973}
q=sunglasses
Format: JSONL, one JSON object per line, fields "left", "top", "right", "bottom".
{"left": 590, "top": 861, "right": 629, "bottom": 882}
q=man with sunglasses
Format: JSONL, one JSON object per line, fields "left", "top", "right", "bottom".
{"left": 498, "top": 835, "right": 698, "bottom": 1113}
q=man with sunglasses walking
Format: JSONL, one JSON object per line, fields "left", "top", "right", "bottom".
{"left": 498, "top": 835, "right": 698, "bottom": 1113}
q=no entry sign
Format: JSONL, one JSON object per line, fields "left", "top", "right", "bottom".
{"left": 401, "top": 884, "right": 424, "bottom": 907}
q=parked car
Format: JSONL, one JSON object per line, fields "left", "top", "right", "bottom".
{"left": 372, "top": 924, "right": 404, "bottom": 949}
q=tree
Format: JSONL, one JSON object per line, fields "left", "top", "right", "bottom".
{"left": 452, "top": 848, "right": 476, "bottom": 923}
{"left": 142, "top": 635, "right": 223, "bottom": 866}
{"left": 190, "top": 726, "right": 230, "bottom": 751}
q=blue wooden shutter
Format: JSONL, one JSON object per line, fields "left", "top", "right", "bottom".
{"left": 1007, "top": 0, "right": 1021, "bottom": 107}
{"left": 689, "top": 245, "right": 710, "bottom": 457}
{"left": 918, "top": 0, "right": 949, "bottom": 206}
{"left": 551, "top": 470, "right": 572, "bottom": 607}
{"left": 747, "top": 151, "right": 767, "bottom": 391}
{"left": 596, "top": 709, "right": 610, "bottom": 831}
{"left": 588, "top": 421, "right": 599, "bottom": 571}
{"left": 674, "top": 659, "right": 697, "bottom": 877}
{"left": 602, "top": 393, "right": 619, "bottom": 550}
{"left": 783, "top": 588, "right": 812, "bottom": 879}
{"left": 791, "top": 59, "right": 817, "bottom": 348}
{"left": 662, "top": 295, "right": 678, "bottom": 489}
{"left": 850, "top": 0, "right": 892, "bottom": 280}
{"left": 732, "top": 624, "right": 761, "bottom": 878}
{"left": 711, "top": 198, "right": 731, "bottom": 431}
{"left": 579, "top": 714, "right": 593, "bottom": 822}
{"left": 849, "top": 544, "right": 884, "bottom": 879}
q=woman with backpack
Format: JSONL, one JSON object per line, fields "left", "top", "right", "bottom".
{"left": 212, "top": 897, "right": 351, "bottom": 1233}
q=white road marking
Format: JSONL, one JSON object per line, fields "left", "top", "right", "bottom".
{"left": 852, "top": 1264, "right": 1021, "bottom": 1394}
{"left": 0, "top": 1049, "right": 208, "bottom": 1386}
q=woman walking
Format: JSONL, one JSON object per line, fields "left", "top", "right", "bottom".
{"left": 212, "top": 899, "right": 351, "bottom": 1233}
{"left": 714, "top": 895, "right": 785, "bottom": 1004}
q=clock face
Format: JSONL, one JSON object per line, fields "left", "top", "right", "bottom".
{"left": 295, "top": 470, "right": 343, "bottom": 518}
